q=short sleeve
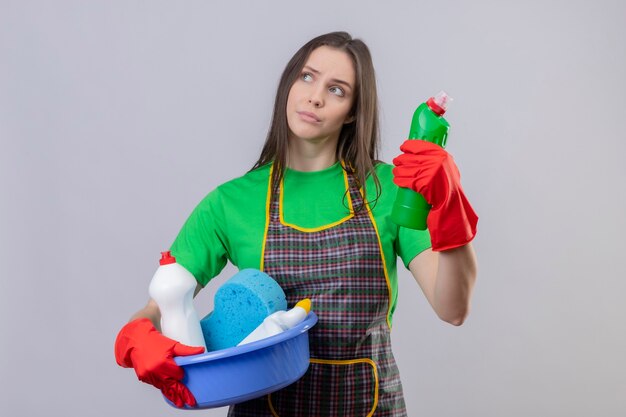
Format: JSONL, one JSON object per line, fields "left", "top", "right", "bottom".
{"left": 396, "top": 226, "right": 432, "bottom": 269}
{"left": 169, "top": 188, "right": 229, "bottom": 287}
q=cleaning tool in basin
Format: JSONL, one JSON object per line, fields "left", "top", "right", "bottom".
{"left": 238, "top": 298, "right": 311, "bottom": 346}
{"left": 149, "top": 251, "right": 206, "bottom": 349}
{"left": 200, "top": 269, "right": 287, "bottom": 351}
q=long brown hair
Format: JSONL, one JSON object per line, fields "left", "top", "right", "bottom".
{"left": 251, "top": 31, "right": 382, "bottom": 209}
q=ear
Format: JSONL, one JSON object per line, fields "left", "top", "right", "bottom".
{"left": 343, "top": 114, "right": 355, "bottom": 124}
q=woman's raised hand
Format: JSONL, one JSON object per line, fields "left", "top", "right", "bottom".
{"left": 393, "top": 139, "right": 478, "bottom": 251}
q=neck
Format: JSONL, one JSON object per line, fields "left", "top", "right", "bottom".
{"left": 287, "top": 134, "right": 339, "bottom": 172}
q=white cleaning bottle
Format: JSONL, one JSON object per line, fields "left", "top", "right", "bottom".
{"left": 148, "top": 251, "right": 207, "bottom": 349}
{"left": 237, "top": 299, "right": 311, "bottom": 346}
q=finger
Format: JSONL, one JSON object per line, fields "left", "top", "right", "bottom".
{"left": 399, "top": 139, "right": 445, "bottom": 154}
{"left": 392, "top": 175, "right": 413, "bottom": 190}
{"left": 393, "top": 165, "right": 434, "bottom": 182}
{"left": 393, "top": 177, "right": 425, "bottom": 196}
{"left": 172, "top": 343, "right": 206, "bottom": 357}
{"left": 392, "top": 153, "right": 413, "bottom": 167}
{"left": 393, "top": 153, "right": 441, "bottom": 169}
{"left": 163, "top": 380, "right": 197, "bottom": 408}
{"left": 179, "top": 382, "right": 198, "bottom": 408}
{"left": 134, "top": 355, "right": 185, "bottom": 381}
{"left": 393, "top": 165, "right": 420, "bottom": 178}
{"left": 162, "top": 381, "right": 185, "bottom": 408}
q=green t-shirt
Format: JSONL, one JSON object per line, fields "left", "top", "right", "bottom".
{"left": 170, "top": 161, "right": 431, "bottom": 325}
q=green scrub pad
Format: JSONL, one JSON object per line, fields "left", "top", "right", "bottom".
{"left": 200, "top": 269, "right": 287, "bottom": 351}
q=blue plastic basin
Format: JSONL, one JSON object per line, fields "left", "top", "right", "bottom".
{"left": 167, "top": 311, "right": 318, "bottom": 409}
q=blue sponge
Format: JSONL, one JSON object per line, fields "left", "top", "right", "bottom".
{"left": 200, "top": 269, "right": 287, "bottom": 351}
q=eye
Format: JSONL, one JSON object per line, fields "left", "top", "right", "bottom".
{"left": 329, "top": 86, "right": 345, "bottom": 97}
{"left": 301, "top": 72, "right": 313, "bottom": 82}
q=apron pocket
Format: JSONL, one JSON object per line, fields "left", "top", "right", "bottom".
{"left": 268, "top": 358, "right": 379, "bottom": 417}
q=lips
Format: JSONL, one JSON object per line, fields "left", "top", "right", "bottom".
{"left": 297, "top": 111, "right": 321, "bottom": 123}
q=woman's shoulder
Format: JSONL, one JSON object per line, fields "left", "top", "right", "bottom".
{"left": 374, "top": 160, "right": 393, "bottom": 176}
{"left": 218, "top": 163, "right": 272, "bottom": 193}
{"left": 369, "top": 161, "right": 395, "bottom": 187}
{"left": 191, "top": 163, "right": 271, "bottom": 212}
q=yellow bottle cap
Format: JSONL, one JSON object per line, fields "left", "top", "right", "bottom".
{"left": 295, "top": 298, "right": 311, "bottom": 313}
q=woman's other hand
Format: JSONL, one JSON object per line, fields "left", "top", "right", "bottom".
{"left": 114, "top": 318, "right": 205, "bottom": 408}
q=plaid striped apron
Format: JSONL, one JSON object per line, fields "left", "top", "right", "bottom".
{"left": 229, "top": 167, "right": 407, "bottom": 416}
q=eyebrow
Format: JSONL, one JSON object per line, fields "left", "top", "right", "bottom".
{"left": 303, "top": 65, "right": 353, "bottom": 91}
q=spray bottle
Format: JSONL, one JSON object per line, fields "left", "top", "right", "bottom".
{"left": 149, "top": 251, "right": 207, "bottom": 349}
{"left": 237, "top": 299, "right": 311, "bottom": 346}
{"left": 391, "top": 91, "right": 452, "bottom": 230}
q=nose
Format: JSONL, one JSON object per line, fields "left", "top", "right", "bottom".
{"left": 308, "top": 87, "right": 324, "bottom": 108}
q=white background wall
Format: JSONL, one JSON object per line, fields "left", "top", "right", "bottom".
{"left": 2, "top": 1, "right": 625, "bottom": 416}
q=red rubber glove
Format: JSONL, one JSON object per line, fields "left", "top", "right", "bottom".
{"left": 392, "top": 139, "right": 478, "bottom": 251}
{"left": 114, "top": 318, "right": 205, "bottom": 408}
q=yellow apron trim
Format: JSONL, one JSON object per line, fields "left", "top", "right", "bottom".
{"left": 267, "top": 357, "right": 380, "bottom": 417}
{"left": 279, "top": 165, "right": 355, "bottom": 233}
{"left": 363, "top": 192, "right": 394, "bottom": 330}
{"left": 259, "top": 164, "right": 274, "bottom": 272}
{"left": 264, "top": 162, "right": 393, "bottom": 326}
{"left": 268, "top": 394, "right": 279, "bottom": 417}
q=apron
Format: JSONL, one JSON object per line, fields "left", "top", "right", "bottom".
{"left": 229, "top": 166, "right": 407, "bottom": 416}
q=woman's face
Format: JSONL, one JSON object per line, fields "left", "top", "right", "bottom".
{"left": 286, "top": 46, "right": 356, "bottom": 144}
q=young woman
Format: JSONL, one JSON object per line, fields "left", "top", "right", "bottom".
{"left": 115, "top": 31, "right": 478, "bottom": 416}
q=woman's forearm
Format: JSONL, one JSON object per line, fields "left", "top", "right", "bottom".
{"left": 129, "top": 299, "right": 162, "bottom": 329}
{"left": 432, "top": 243, "right": 478, "bottom": 325}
